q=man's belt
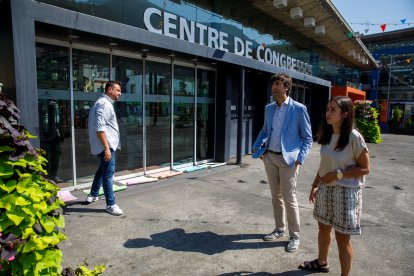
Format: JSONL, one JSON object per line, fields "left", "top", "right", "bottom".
{"left": 267, "top": 150, "right": 282, "bottom": 155}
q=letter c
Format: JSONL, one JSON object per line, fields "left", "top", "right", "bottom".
{"left": 144, "top": 8, "right": 162, "bottom": 34}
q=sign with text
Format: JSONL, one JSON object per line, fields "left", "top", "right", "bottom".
{"left": 143, "top": 7, "right": 313, "bottom": 75}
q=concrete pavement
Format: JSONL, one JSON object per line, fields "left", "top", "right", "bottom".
{"left": 60, "top": 134, "right": 414, "bottom": 275}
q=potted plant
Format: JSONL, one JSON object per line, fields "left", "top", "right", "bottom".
{"left": 0, "top": 90, "right": 104, "bottom": 275}
{"left": 354, "top": 100, "right": 383, "bottom": 143}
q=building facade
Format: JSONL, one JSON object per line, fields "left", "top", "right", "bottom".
{"left": 362, "top": 28, "right": 414, "bottom": 132}
{"left": 0, "top": 0, "right": 375, "bottom": 185}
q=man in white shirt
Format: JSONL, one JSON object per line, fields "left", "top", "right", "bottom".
{"left": 86, "top": 81, "right": 123, "bottom": 216}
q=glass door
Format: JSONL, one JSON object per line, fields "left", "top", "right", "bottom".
{"left": 36, "top": 43, "right": 72, "bottom": 184}
{"left": 145, "top": 61, "right": 171, "bottom": 170}
{"left": 37, "top": 42, "right": 216, "bottom": 183}
{"left": 196, "top": 69, "right": 215, "bottom": 162}
{"left": 173, "top": 65, "right": 195, "bottom": 166}
{"left": 112, "top": 56, "right": 144, "bottom": 172}
{"left": 72, "top": 49, "right": 110, "bottom": 180}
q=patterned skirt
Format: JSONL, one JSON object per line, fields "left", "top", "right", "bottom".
{"left": 313, "top": 185, "right": 362, "bottom": 235}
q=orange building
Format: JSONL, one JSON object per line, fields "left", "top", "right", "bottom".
{"left": 331, "top": 86, "right": 366, "bottom": 102}
{"left": 378, "top": 99, "right": 388, "bottom": 123}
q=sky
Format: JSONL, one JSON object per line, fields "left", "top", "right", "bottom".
{"left": 330, "top": 0, "right": 414, "bottom": 35}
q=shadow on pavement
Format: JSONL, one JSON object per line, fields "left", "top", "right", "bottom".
{"left": 124, "top": 228, "right": 286, "bottom": 255}
{"left": 63, "top": 201, "right": 106, "bottom": 214}
{"left": 63, "top": 200, "right": 90, "bottom": 207}
{"left": 218, "top": 270, "right": 319, "bottom": 275}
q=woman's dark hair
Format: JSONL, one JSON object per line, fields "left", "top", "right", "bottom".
{"left": 317, "top": 96, "right": 355, "bottom": 151}
{"left": 105, "top": 80, "right": 122, "bottom": 92}
{"left": 270, "top": 73, "right": 292, "bottom": 96}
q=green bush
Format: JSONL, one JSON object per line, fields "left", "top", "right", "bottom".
{"left": 0, "top": 92, "right": 104, "bottom": 275}
{"left": 392, "top": 106, "right": 403, "bottom": 122}
{"left": 404, "top": 118, "right": 412, "bottom": 129}
{"left": 354, "top": 100, "right": 383, "bottom": 144}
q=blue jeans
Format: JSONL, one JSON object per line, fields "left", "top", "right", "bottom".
{"left": 90, "top": 149, "right": 116, "bottom": 206}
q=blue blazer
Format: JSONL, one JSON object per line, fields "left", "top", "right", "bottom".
{"left": 252, "top": 98, "right": 313, "bottom": 167}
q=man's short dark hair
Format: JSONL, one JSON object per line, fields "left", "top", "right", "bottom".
{"left": 105, "top": 81, "right": 122, "bottom": 93}
{"left": 270, "top": 73, "right": 292, "bottom": 95}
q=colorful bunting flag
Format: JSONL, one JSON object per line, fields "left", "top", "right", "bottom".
{"left": 262, "top": 42, "right": 266, "bottom": 47}
{"left": 364, "top": 28, "right": 369, "bottom": 34}
{"left": 349, "top": 21, "right": 412, "bottom": 27}
{"left": 347, "top": 32, "right": 353, "bottom": 38}
{"left": 380, "top": 24, "right": 387, "bottom": 32}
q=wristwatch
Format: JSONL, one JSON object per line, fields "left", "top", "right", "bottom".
{"left": 336, "top": 169, "right": 343, "bottom": 180}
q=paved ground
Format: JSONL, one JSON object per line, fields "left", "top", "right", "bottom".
{"left": 60, "top": 134, "right": 414, "bottom": 275}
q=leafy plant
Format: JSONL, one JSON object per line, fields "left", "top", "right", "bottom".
{"left": 63, "top": 265, "right": 106, "bottom": 276}
{"left": 0, "top": 91, "right": 104, "bottom": 275}
{"left": 404, "top": 118, "right": 413, "bottom": 129}
{"left": 354, "top": 100, "right": 383, "bottom": 144}
{"left": 392, "top": 106, "right": 403, "bottom": 122}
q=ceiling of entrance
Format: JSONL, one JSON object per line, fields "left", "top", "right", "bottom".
{"left": 35, "top": 0, "right": 377, "bottom": 69}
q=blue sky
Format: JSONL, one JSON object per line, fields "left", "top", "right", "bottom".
{"left": 331, "top": 0, "right": 414, "bottom": 35}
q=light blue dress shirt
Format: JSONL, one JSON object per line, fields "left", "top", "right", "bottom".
{"left": 88, "top": 94, "right": 120, "bottom": 155}
{"left": 268, "top": 97, "right": 289, "bottom": 152}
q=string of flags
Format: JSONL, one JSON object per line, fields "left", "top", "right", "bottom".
{"left": 157, "top": 2, "right": 409, "bottom": 40}
{"left": 348, "top": 19, "right": 413, "bottom": 34}
{"left": 378, "top": 58, "right": 412, "bottom": 70}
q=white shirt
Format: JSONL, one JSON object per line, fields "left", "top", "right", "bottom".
{"left": 88, "top": 94, "right": 120, "bottom": 155}
{"left": 318, "top": 129, "right": 368, "bottom": 188}
{"left": 268, "top": 97, "right": 289, "bottom": 152}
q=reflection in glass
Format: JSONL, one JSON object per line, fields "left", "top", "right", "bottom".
{"left": 173, "top": 66, "right": 195, "bottom": 166}
{"left": 145, "top": 61, "right": 171, "bottom": 169}
{"left": 112, "top": 56, "right": 144, "bottom": 171}
{"left": 197, "top": 69, "right": 215, "bottom": 161}
{"left": 72, "top": 49, "right": 109, "bottom": 179}
{"left": 36, "top": 43, "right": 72, "bottom": 183}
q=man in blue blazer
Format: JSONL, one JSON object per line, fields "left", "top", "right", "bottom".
{"left": 252, "top": 73, "right": 313, "bottom": 252}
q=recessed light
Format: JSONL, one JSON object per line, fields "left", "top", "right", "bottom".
{"left": 109, "top": 42, "right": 118, "bottom": 46}
{"left": 69, "top": 35, "right": 79, "bottom": 39}
{"left": 141, "top": 48, "right": 149, "bottom": 52}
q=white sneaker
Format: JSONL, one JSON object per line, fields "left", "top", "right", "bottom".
{"left": 106, "top": 204, "right": 123, "bottom": 216}
{"left": 85, "top": 195, "right": 99, "bottom": 203}
{"left": 263, "top": 228, "right": 285, "bottom": 241}
{"left": 53, "top": 176, "right": 64, "bottom": 183}
{"left": 285, "top": 237, "right": 300, "bottom": 252}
